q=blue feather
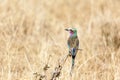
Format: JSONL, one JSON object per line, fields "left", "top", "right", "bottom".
{"left": 71, "top": 48, "right": 76, "bottom": 56}
{"left": 71, "top": 48, "right": 76, "bottom": 67}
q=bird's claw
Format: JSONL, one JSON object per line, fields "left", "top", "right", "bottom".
{"left": 68, "top": 51, "right": 72, "bottom": 56}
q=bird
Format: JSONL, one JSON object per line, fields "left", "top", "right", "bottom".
{"left": 65, "top": 28, "right": 79, "bottom": 74}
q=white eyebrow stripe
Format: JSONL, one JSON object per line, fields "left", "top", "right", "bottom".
{"left": 68, "top": 28, "right": 73, "bottom": 30}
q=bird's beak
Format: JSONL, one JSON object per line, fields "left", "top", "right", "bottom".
{"left": 65, "top": 29, "right": 69, "bottom": 31}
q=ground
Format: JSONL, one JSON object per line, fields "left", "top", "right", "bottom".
{"left": 0, "top": 0, "right": 120, "bottom": 80}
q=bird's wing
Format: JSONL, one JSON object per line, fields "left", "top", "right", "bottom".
{"left": 67, "top": 36, "right": 79, "bottom": 50}
{"left": 76, "top": 37, "right": 79, "bottom": 49}
{"left": 67, "top": 38, "right": 70, "bottom": 49}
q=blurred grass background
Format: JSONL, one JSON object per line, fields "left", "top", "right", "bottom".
{"left": 0, "top": 0, "right": 120, "bottom": 80}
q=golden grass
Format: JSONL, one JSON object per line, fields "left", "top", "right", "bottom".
{"left": 0, "top": 0, "right": 120, "bottom": 80}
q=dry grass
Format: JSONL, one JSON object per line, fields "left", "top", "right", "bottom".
{"left": 0, "top": 0, "right": 120, "bottom": 80}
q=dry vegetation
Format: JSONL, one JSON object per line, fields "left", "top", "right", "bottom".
{"left": 0, "top": 0, "right": 120, "bottom": 80}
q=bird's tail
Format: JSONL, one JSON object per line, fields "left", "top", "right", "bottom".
{"left": 72, "top": 56, "right": 75, "bottom": 68}
{"left": 70, "top": 56, "right": 75, "bottom": 76}
{"left": 70, "top": 48, "right": 77, "bottom": 75}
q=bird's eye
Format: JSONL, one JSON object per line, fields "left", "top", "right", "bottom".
{"left": 70, "top": 29, "right": 73, "bottom": 32}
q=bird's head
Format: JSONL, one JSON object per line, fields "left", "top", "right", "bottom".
{"left": 65, "top": 28, "right": 77, "bottom": 37}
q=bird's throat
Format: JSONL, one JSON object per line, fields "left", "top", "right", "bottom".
{"left": 70, "top": 32, "right": 77, "bottom": 38}
{"left": 70, "top": 32, "right": 74, "bottom": 36}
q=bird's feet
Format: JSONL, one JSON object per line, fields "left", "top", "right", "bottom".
{"left": 69, "top": 51, "right": 72, "bottom": 56}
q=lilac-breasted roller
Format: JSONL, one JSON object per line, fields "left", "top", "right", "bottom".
{"left": 65, "top": 28, "right": 79, "bottom": 69}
